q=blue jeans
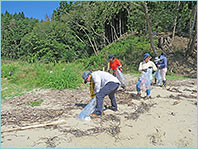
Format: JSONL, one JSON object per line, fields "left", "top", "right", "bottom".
{"left": 95, "top": 82, "right": 120, "bottom": 115}
{"left": 136, "top": 79, "right": 151, "bottom": 96}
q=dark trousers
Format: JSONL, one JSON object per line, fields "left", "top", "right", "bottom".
{"left": 95, "top": 82, "right": 120, "bottom": 115}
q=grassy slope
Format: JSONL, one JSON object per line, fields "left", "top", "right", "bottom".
{"left": 1, "top": 35, "right": 196, "bottom": 100}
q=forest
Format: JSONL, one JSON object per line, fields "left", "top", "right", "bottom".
{"left": 2, "top": 1, "right": 197, "bottom": 65}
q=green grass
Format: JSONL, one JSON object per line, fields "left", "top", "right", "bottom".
{"left": 166, "top": 74, "right": 193, "bottom": 80}
{"left": 27, "top": 99, "right": 43, "bottom": 107}
{"left": 1, "top": 78, "right": 32, "bottom": 101}
{"left": 1, "top": 61, "right": 85, "bottom": 100}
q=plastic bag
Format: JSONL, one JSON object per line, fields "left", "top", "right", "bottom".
{"left": 115, "top": 67, "right": 126, "bottom": 88}
{"left": 154, "top": 69, "right": 162, "bottom": 85}
{"left": 77, "top": 97, "right": 96, "bottom": 120}
{"left": 138, "top": 68, "right": 152, "bottom": 90}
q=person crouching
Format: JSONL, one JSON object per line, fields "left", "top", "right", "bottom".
{"left": 82, "top": 71, "right": 120, "bottom": 118}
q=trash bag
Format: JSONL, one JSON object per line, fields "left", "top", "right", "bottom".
{"left": 77, "top": 97, "right": 96, "bottom": 120}
{"left": 154, "top": 69, "right": 162, "bottom": 85}
{"left": 115, "top": 67, "right": 126, "bottom": 88}
{"left": 138, "top": 68, "right": 152, "bottom": 91}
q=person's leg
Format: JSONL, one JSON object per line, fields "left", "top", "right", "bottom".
{"left": 163, "top": 68, "right": 167, "bottom": 86}
{"left": 161, "top": 68, "right": 167, "bottom": 86}
{"left": 95, "top": 82, "right": 119, "bottom": 115}
{"left": 136, "top": 79, "right": 141, "bottom": 93}
{"left": 135, "top": 79, "right": 142, "bottom": 98}
{"left": 108, "top": 83, "right": 119, "bottom": 111}
{"left": 146, "top": 89, "right": 151, "bottom": 96}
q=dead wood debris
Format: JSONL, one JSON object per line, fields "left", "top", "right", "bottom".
{"left": 125, "top": 102, "right": 156, "bottom": 120}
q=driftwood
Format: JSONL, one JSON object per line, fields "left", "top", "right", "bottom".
{"left": 1, "top": 119, "right": 66, "bottom": 133}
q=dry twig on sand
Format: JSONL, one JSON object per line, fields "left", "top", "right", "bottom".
{"left": 1, "top": 119, "right": 66, "bottom": 133}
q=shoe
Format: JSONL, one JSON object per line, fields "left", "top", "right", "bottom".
{"left": 109, "top": 106, "right": 118, "bottom": 112}
{"left": 144, "top": 96, "right": 152, "bottom": 100}
{"left": 162, "top": 80, "right": 166, "bottom": 87}
{"left": 135, "top": 92, "right": 141, "bottom": 99}
{"left": 90, "top": 113, "right": 102, "bottom": 118}
{"left": 90, "top": 111, "right": 104, "bottom": 118}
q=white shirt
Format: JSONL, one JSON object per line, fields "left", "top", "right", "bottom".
{"left": 91, "top": 71, "right": 120, "bottom": 93}
{"left": 138, "top": 61, "right": 157, "bottom": 80}
{"left": 138, "top": 61, "right": 157, "bottom": 72}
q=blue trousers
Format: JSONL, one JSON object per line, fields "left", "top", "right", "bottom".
{"left": 95, "top": 82, "right": 120, "bottom": 115}
{"left": 136, "top": 79, "right": 151, "bottom": 96}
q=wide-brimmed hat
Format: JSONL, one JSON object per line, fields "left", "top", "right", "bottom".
{"left": 144, "top": 53, "right": 151, "bottom": 60}
{"left": 82, "top": 72, "right": 91, "bottom": 84}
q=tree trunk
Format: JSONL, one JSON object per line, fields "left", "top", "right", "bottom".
{"left": 110, "top": 22, "right": 119, "bottom": 41}
{"left": 142, "top": 2, "right": 157, "bottom": 55}
{"left": 119, "top": 13, "right": 122, "bottom": 37}
{"left": 170, "top": 1, "right": 181, "bottom": 46}
{"left": 186, "top": 2, "right": 197, "bottom": 56}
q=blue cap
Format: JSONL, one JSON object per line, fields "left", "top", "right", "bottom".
{"left": 108, "top": 54, "right": 114, "bottom": 61}
{"left": 144, "top": 53, "right": 151, "bottom": 60}
{"left": 82, "top": 72, "right": 91, "bottom": 84}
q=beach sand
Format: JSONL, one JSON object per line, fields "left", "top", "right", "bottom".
{"left": 1, "top": 74, "right": 197, "bottom": 148}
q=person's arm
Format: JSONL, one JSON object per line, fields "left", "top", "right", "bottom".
{"left": 152, "top": 61, "right": 157, "bottom": 71}
{"left": 159, "top": 58, "right": 167, "bottom": 69}
{"left": 138, "top": 62, "right": 147, "bottom": 72}
{"left": 116, "top": 59, "right": 122, "bottom": 72}
{"left": 92, "top": 74, "right": 101, "bottom": 94}
{"left": 117, "top": 59, "right": 122, "bottom": 67}
{"left": 138, "top": 62, "right": 143, "bottom": 72}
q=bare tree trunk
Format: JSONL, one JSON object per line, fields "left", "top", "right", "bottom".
{"left": 170, "top": 1, "right": 181, "bottom": 46}
{"left": 119, "top": 13, "right": 122, "bottom": 37}
{"left": 142, "top": 2, "right": 157, "bottom": 55}
{"left": 75, "top": 34, "right": 85, "bottom": 44}
{"left": 82, "top": 28, "right": 98, "bottom": 56}
{"left": 62, "top": 11, "right": 98, "bottom": 56}
{"left": 186, "top": 2, "right": 197, "bottom": 56}
{"left": 110, "top": 22, "right": 119, "bottom": 41}
{"left": 92, "top": 37, "right": 99, "bottom": 54}
{"left": 91, "top": 26, "right": 110, "bottom": 45}
{"left": 110, "top": 22, "right": 114, "bottom": 42}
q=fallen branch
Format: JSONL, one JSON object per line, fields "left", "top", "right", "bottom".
{"left": 2, "top": 119, "right": 66, "bottom": 133}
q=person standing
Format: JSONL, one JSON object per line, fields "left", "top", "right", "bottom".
{"left": 158, "top": 52, "right": 167, "bottom": 87}
{"left": 154, "top": 56, "right": 162, "bottom": 85}
{"left": 82, "top": 71, "right": 120, "bottom": 118}
{"left": 107, "top": 54, "right": 126, "bottom": 88}
{"left": 107, "top": 54, "right": 122, "bottom": 76}
{"left": 136, "top": 53, "right": 157, "bottom": 99}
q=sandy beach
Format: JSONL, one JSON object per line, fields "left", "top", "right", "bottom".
{"left": 1, "top": 74, "right": 197, "bottom": 148}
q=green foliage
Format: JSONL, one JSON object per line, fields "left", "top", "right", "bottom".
{"left": 1, "top": 2, "right": 194, "bottom": 63}
{"left": 43, "top": 63, "right": 84, "bottom": 89}
{"left": 20, "top": 21, "right": 88, "bottom": 63}
{"left": 1, "top": 62, "right": 21, "bottom": 78}
{"left": 1, "top": 11, "right": 38, "bottom": 59}
{"left": 1, "top": 61, "right": 85, "bottom": 93}
{"left": 79, "top": 36, "right": 153, "bottom": 71}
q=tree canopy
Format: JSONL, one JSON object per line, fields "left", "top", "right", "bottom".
{"left": 1, "top": 1, "right": 197, "bottom": 63}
